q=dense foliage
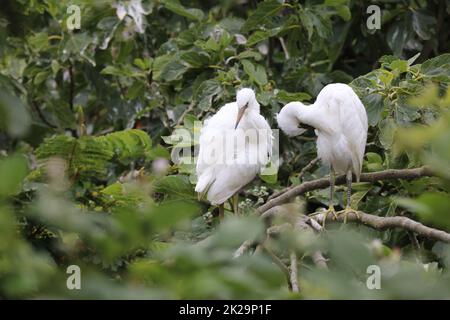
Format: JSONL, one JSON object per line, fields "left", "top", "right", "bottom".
{"left": 0, "top": 0, "right": 449, "bottom": 299}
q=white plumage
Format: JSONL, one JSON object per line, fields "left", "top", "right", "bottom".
{"left": 277, "top": 83, "right": 368, "bottom": 220}
{"left": 195, "top": 88, "right": 272, "bottom": 210}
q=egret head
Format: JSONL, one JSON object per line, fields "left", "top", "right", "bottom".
{"left": 235, "top": 88, "right": 258, "bottom": 129}
{"left": 277, "top": 102, "right": 308, "bottom": 137}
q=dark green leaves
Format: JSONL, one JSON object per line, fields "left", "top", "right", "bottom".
{"left": 0, "top": 154, "right": 28, "bottom": 196}
{"left": 411, "top": 10, "right": 436, "bottom": 40}
{"left": 161, "top": 0, "right": 204, "bottom": 21}
{"left": 247, "top": 28, "right": 282, "bottom": 46}
{"left": 364, "top": 93, "right": 384, "bottom": 127}
{"left": 241, "top": 60, "right": 267, "bottom": 86}
{"left": 387, "top": 18, "right": 412, "bottom": 57}
{"left": 0, "top": 89, "right": 31, "bottom": 137}
{"left": 154, "top": 175, "right": 196, "bottom": 201}
{"left": 242, "top": 0, "right": 285, "bottom": 32}
{"left": 420, "top": 53, "right": 450, "bottom": 79}
{"left": 35, "top": 129, "right": 151, "bottom": 179}
{"left": 397, "top": 193, "right": 450, "bottom": 229}
{"left": 276, "top": 90, "right": 311, "bottom": 103}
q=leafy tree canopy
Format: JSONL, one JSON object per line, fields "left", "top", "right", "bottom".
{"left": 0, "top": 0, "right": 449, "bottom": 299}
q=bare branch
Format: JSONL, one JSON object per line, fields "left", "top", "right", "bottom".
{"left": 289, "top": 251, "right": 300, "bottom": 293}
{"left": 311, "top": 251, "right": 328, "bottom": 270}
{"left": 257, "top": 166, "right": 434, "bottom": 215}
{"left": 268, "top": 157, "right": 318, "bottom": 201}
{"left": 278, "top": 37, "right": 290, "bottom": 60}
{"left": 313, "top": 210, "right": 450, "bottom": 243}
{"left": 233, "top": 239, "right": 253, "bottom": 258}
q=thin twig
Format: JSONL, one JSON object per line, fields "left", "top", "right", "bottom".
{"left": 68, "top": 60, "right": 75, "bottom": 112}
{"left": 408, "top": 231, "right": 421, "bottom": 252}
{"left": 176, "top": 101, "right": 196, "bottom": 127}
{"left": 31, "top": 100, "right": 57, "bottom": 129}
{"left": 262, "top": 245, "right": 290, "bottom": 282}
{"left": 278, "top": 37, "right": 290, "bottom": 60}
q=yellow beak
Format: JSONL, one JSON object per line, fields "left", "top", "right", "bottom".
{"left": 235, "top": 104, "right": 248, "bottom": 129}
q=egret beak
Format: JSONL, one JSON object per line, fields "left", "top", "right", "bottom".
{"left": 235, "top": 104, "right": 248, "bottom": 129}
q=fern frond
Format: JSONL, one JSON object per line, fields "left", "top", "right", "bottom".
{"left": 35, "top": 129, "right": 152, "bottom": 180}
{"left": 99, "top": 129, "right": 152, "bottom": 163}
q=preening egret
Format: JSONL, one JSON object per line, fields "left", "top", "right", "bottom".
{"left": 195, "top": 88, "right": 273, "bottom": 219}
{"left": 277, "top": 83, "right": 368, "bottom": 224}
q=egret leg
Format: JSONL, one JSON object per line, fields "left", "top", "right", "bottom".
{"left": 232, "top": 193, "right": 239, "bottom": 214}
{"left": 338, "top": 170, "right": 360, "bottom": 223}
{"left": 218, "top": 204, "right": 224, "bottom": 221}
{"left": 322, "top": 168, "right": 338, "bottom": 228}
{"left": 346, "top": 170, "right": 352, "bottom": 209}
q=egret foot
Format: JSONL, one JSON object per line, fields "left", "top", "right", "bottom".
{"left": 322, "top": 205, "right": 338, "bottom": 228}
{"left": 337, "top": 206, "right": 360, "bottom": 224}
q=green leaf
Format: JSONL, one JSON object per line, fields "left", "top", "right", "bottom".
{"left": 27, "top": 32, "right": 49, "bottom": 52}
{"left": 126, "top": 81, "right": 146, "bottom": 100}
{"left": 259, "top": 172, "right": 277, "bottom": 185}
{"left": 0, "top": 89, "right": 31, "bottom": 137}
{"left": 336, "top": 6, "right": 351, "bottom": 21}
{"left": 148, "top": 144, "right": 171, "bottom": 160}
{"left": 365, "top": 152, "right": 383, "bottom": 172}
{"left": 152, "top": 54, "right": 173, "bottom": 81}
{"left": 153, "top": 175, "right": 196, "bottom": 200}
{"left": 387, "top": 19, "right": 411, "bottom": 57}
{"left": 411, "top": 10, "right": 436, "bottom": 40}
{"left": 420, "top": 53, "right": 450, "bottom": 79}
{"left": 242, "top": 0, "right": 284, "bottom": 31}
{"left": 133, "top": 57, "right": 152, "bottom": 70}
{"left": 276, "top": 90, "right": 311, "bottom": 103}
{"left": 247, "top": 28, "right": 281, "bottom": 46}
{"left": 180, "top": 51, "right": 210, "bottom": 68}
{"left": 325, "top": 1, "right": 352, "bottom": 21}
{"left": 241, "top": 60, "right": 267, "bottom": 86}
{"left": 100, "top": 129, "right": 152, "bottom": 162}
{"left": 394, "top": 104, "right": 420, "bottom": 125}
{"left": 379, "top": 118, "right": 397, "bottom": 149}
{"left": 196, "top": 80, "right": 222, "bottom": 110}
{"left": 396, "top": 193, "right": 450, "bottom": 229}
{"left": 379, "top": 70, "right": 394, "bottom": 86}
{"left": 298, "top": 10, "right": 314, "bottom": 40}
{"left": 161, "top": 0, "right": 204, "bottom": 21}
{"left": 160, "top": 60, "right": 189, "bottom": 82}
{"left": 390, "top": 59, "right": 408, "bottom": 73}
{"left": 362, "top": 93, "right": 384, "bottom": 126}
{"left": 0, "top": 154, "right": 28, "bottom": 196}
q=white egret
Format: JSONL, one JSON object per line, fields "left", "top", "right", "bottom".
{"left": 195, "top": 88, "right": 273, "bottom": 219}
{"left": 277, "top": 83, "right": 368, "bottom": 223}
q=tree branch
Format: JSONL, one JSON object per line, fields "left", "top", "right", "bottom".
{"left": 257, "top": 166, "right": 434, "bottom": 215}
{"left": 268, "top": 157, "right": 318, "bottom": 201}
{"left": 31, "top": 100, "right": 57, "bottom": 129}
{"left": 313, "top": 210, "right": 450, "bottom": 243}
{"left": 68, "top": 60, "right": 75, "bottom": 112}
{"left": 233, "top": 239, "right": 253, "bottom": 258}
{"left": 289, "top": 251, "right": 300, "bottom": 293}
{"left": 311, "top": 251, "right": 328, "bottom": 270}
{"left": 261, "top": 245, "right": 291, "bottom": 284}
